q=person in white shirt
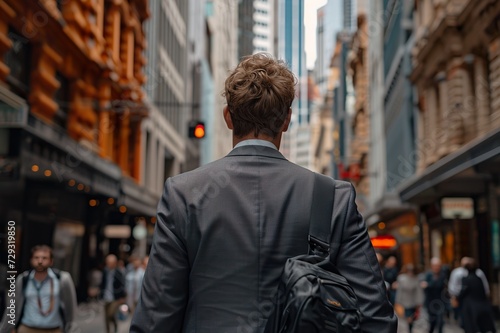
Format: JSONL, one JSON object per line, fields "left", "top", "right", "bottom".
{"left": 448, "top": 257, "right": 490, "bottom": 327}
{"left": 125, "top": 257, "right": 145, "bottom": 313}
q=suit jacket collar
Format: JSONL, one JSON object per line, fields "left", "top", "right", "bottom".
{"left": 226, "top": 145, "right": 287, "bottom": 160}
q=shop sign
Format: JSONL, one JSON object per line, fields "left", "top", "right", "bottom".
{"left": 371, "top": 234, "right": 397, "bottom": 250}
{"left": 104, "top": 225, "right": 131, "bottom": 238}
{"left": 441, "top": 197, "right": 474, "bottom": 219}
{"left": 492, "top": 220, "right": 500, "bottom": 268}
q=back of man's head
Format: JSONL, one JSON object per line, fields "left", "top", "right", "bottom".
{"left": 223, "top": 53, "right": 296, "bottom": 138}
{"left": 461, "top": 256, "right": 474, "bottom": 268}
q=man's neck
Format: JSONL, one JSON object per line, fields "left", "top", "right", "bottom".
{"left": 34, "top": 270, "right": 49, "bottom": 281}
{"left": 233, "top": 134, "right": 281, "bottom": 149}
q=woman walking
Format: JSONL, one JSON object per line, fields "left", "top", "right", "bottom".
{"left": 395, "top": 263, "right": 423, "bottom": 332}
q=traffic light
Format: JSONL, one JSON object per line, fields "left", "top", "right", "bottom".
{"left": 188, "top": 121, "right": 205, "bottom": 139}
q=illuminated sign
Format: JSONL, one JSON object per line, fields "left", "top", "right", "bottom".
{"left": 371, "top": 235, "right": 397, "bottom": 250}
{"left": 441, "top": 197, "right": 474, "bottom": 219}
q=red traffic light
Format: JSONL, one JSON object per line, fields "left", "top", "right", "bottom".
{"left": 189, "top": 121, "right": 205, "bottom": 139}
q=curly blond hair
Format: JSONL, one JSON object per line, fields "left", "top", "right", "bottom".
{"left": 223, "top": 53, "right": 296, "bottom": 138}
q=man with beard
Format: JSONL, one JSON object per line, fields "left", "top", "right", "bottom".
{"left": 0, "top": 245, "right": 77, "bottom": 333}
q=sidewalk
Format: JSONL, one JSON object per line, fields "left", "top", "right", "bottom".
{"left": 397, "top": 311, "right": 500, "bottom": 333}
{"left": 74, "top": 301, "right": 131, "bottom": 333}
{"left": 75, "top": 301, "right": 498, "bottom": 333}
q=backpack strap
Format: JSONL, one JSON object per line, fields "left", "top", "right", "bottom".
{"left": 308, "top": 173, "right": 335, "bottom": 258}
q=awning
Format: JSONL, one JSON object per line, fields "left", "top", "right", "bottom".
{"left": 364, "top": 191, "right": 415, "bottom": 227}
{"left": 398, "top": 128, "right": 500, "bottom": 204}
{"left": 120, "top": 177, "right": 158, "bottom": 217}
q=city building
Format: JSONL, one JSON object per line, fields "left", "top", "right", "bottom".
{"left": 201, "top": 0, "right": 238, "bottom": 163}
{"left": 399, "top": 0, "right": 500, "bottom": 309}
{"left": 238, "top": 0, "right": 276, "bottom": 58}
{"left": 314, "top": 1, "right": 342, "bottom": 96}
{"left": 346, "top": 12, "right": 370, "bottom": 213}
{"left": 142, "top": 0, "right": 205, "bottom": 252}
{"left": 276, "top": 0, "right": 313, "bottom": 168}
{"left": 0, "top": 0, "right": 150, "bottom": 300}
{"left": 365, "top": 0, "right": 419, "bottom": 266}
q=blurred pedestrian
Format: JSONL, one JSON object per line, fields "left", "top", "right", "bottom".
{"left": 395, "top": 263, "right": 423, "bottom": 333}
{"left": 0, "top": 245, "right": 77, "bottom": 333}
{"left": 458, "top": 261, "right": 496, "bottom": 333}
{"left": 448, "top": 256, "right": 490, "bottom": 327}
{"left": 383, "top": 255, "right": 399, "bottom": 305}
{"left": 100, "top": 254, "right": 126, "bottom": 333}
{"left": 421, "top": 257, "right": 447, "bottom": 333}
{"left": 87, "top": 266, "right": 103, "bottom": 302}
{"left": 125, "top": 257, "right": 144, "bottom": 313}
{"left": 130, "top": 53, "right": 397, "bottom": 333}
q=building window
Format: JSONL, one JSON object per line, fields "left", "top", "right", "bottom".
{"left": 53, "top": 72, "right": 71, "bottom": 129}
{"left": 4, "top": 28, "right": 31, "bottom": 98}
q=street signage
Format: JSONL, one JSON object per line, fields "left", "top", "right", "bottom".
{"left": 441, "top": 197, "right": 474, "bottom": 219}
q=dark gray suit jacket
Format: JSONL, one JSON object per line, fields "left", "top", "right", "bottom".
{"left": 130, "top": 145, "right": 397, "bottom": 332}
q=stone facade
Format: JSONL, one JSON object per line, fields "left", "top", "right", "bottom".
{"left": 411, "top": 0, "right": 500, "bottom": 172}
{"left": 348, "top": 14, "right": 370, "bottom": 201}
{"left": 0, "top": 0, "right": 149, "bottom": 181}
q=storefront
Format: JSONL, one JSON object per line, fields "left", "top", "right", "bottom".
{"left": 399, "top": 128, "right": 500, "bottom": 309}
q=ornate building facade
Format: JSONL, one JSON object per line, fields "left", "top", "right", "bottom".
{"left": 0, "top": 0, "right": 151, "bottom": 300}
{"left": 347, "top": 14, "right": 369, "bottom": 211}
{"left": 400, "top": 0, "right": 500, "bottom": 308}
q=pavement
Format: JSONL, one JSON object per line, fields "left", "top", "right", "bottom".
{"left": 396, "top": 310, "right": 500, "bottom": 333}
{"left": 75, "top": 301, "right": 131, "bottom": 333}
{"left": 74, "top": 301, "right": 499, "bottom": 333}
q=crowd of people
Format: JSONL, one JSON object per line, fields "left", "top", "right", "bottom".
{"left": 379, "top": 254, "right": 497, "bottom": 333}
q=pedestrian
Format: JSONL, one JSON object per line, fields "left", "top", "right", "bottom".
{"left": 125, "top": 257, "right": 144, "bottom": 313}
{"left": 395, "top": 263, "right": 423, "bottom": 333}
{"left": 458, "top": 261, "right": 496, "bottom": 333}
{"left": 130, "top": 52, "right": 397, "bottom": 332}
{"left": 421, "top": 257, "right": 447, "bottom": 333}
{"left": 100, "top": 254, "right": 126, "bottom": 333}
{"left": 141, "top": 256, "right": 148, "bottom": 271}
{"left": 448, "top": 256, "right": 490, "bottom": 327}
{"left": 383, "top": 255, "right": 399, "bottom": 305}
{"left": 0, "top": 245, "right": 77, "bottom": 333}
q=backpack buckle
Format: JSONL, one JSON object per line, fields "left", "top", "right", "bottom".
{"left": 308, "top": 235, "right": 330, "bottom": 257}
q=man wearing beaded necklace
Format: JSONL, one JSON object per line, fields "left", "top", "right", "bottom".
{"left": 0, "top": 245, "right": 77, "bottom": 333}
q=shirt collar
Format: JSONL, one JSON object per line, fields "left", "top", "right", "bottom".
{"left": 29, "top": 268, "right": 55, "bottom": 281}
{"left": 233, "top": 139, "right": 278, "bottom": 150}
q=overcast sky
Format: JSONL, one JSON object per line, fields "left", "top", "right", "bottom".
{"left": 304, "top": 0, "right": 328, "bottom": 69}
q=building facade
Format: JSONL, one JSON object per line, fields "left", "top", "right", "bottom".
{"left": 238, "top": 0, "right": 276, "bottom": 58}
{"left": 364, "top": 0, "right": 420, "bottom": 267}
{"left": 201, "top": 0, "right": 238, "bottom": 163}
{"left": 0, "top": 0, "right": 150, "bottom": 300}
{"left": 314, "top": 1, "right": 342, "bottom": 97}
{"left": 346, "top": 13, "right": 370, "bottom": 213}
{"left": 141, "top": 0, "right": 205, "bottom": 250}
{"left": 400, "top": 0, "right": 500, "bottom": 308}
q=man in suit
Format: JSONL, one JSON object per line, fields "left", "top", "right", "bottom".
{"left": 130, "top": 53, "right": 397, "bottom": 333}
{"left": 100, "top": 254, "right": 126, "bottom": 333}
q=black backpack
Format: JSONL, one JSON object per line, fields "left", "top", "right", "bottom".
{"left": 264, "top": 174, "right": 362, "bottom": 333}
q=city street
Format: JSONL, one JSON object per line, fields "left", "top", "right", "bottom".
{"left": 73, "top": 301, "right": 498, "bottom": 333}
{"left": 75, "top": 301, "right": 131, "bottom": 333}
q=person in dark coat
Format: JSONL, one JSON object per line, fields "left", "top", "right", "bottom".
{"left": 458, "top": 262, "right": 497, "bottom": 333}
{"left": 421, "top": 257, "right": 448, "bottom": 333}
{"left": 100, "top": 254, "right": 126, "bottom": 333}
